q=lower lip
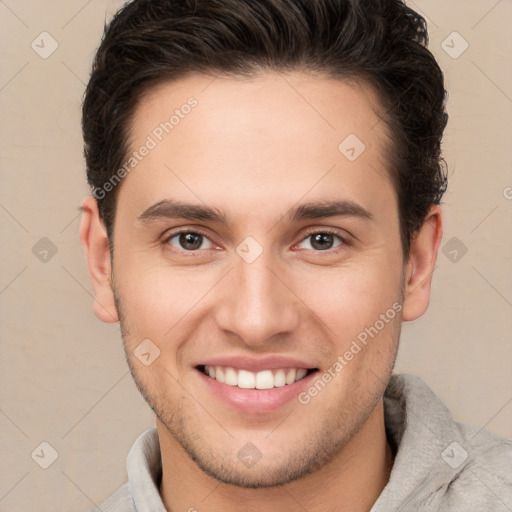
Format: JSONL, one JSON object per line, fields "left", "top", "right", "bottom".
{"left": 195, "top": 368, "right": 318, "bottom": 414}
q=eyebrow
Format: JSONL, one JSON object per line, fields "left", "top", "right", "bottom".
{"left": 137, "top": 198, "right": 373, "bottom": 226}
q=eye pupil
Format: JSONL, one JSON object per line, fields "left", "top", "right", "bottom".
{"left": 311, "top": 233, "right": 334, "bottom": 250}
{"left": 180, "top": 232, "right": 203, "bottom": 250}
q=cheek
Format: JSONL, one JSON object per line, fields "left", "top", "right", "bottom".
{"left": 301, "top": 262, "right": 402, "bottom": 404}
{"left": 113, "top": 258, "right": 198, "bottom": 340}
{"left": 295, "top": 258, "right": 402, "bottom": 337}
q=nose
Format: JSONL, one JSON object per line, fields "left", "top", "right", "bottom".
{"left": 214, "top": 250, "right": 301, "bottom": 348}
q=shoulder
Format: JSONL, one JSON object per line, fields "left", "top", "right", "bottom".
{"left": 382, "top": 373, "right": 512, "bottom": 511}
{"left": 87, "top": 482, "right": 135, "bottom": 512}
{"left": 439, "top": 421, "right": 512, "bottom": 511}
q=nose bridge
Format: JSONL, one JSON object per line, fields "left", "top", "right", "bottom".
{"left": 216, "top": 247, "right": 299, "bottom": 345}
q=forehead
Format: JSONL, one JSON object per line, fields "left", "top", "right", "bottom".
{"left": 119, "top": 72, "right": 395, "bottom": 219}
{"left": 133, "top": 71, "right": 389, "bottom": 150}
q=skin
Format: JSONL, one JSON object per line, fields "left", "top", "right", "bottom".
{"left": 80, "top": 72, "right": 442, "bottom": 512}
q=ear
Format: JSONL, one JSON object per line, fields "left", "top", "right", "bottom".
{"left": 401, "top": 205, "right": 443, "bottom": 322}
{"left": 79, "top": 196, "right": 119, "bottom": 323}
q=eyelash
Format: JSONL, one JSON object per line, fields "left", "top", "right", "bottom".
{"left": 297, "top": 228, "right": 349, "bottom": 252}
{"left": 162, "top": 228, "right": 350, "bottom": 254}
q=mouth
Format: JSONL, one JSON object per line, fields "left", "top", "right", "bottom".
{"left": 196, "top": 364, "right": 319, "bottom": 390}
{"left": 193, "top": 355, "right": 321, "bottom": 413}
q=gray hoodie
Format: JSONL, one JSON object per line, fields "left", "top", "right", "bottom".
{"left": 90, "top": 373, "right": 512, "bottom": 511}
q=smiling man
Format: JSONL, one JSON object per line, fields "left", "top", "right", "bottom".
{"left": 79, "top": 1, "right": 512, "bottom": 511}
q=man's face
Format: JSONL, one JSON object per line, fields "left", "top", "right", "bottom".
{"left": 110, "top": 72, "right": 404, "bottom": 486}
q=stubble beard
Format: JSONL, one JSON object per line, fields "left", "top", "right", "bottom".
{"left": 112, "top": 279, "right": 401, "bottom": 489}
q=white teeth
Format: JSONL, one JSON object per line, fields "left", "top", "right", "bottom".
{"left": 285, "top": 369, "right": 296, "bottom": 385}
{"left": 255, "top": 370, "right": 274, "bottom": 389}
{"left": 296, "top": 368, "right": 307, "bottom": 381}
{"left": 215, "top": 366, "right": 225, "bottom": 383}
{"left": 203, "top": 365, "right": 311, "bottom": 389}
{"left": 274, "top": 369, "right": 286, "bottom": 387}
{"left": 224, "top": 367, "right": 237, "bottom": 386}
{"left": 238, "top": 369, "right": 256, "bottom": 389}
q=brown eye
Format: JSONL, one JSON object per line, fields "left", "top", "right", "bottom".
{"left": 298, "top": 231, "right": 345, "bottom": 251}
{"left": 166, "top": 231, "right": 213, "bottom": 251}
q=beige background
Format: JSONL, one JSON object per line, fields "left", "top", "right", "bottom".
{"left": 0, "top": 0, "right": 511, "bottom": 510}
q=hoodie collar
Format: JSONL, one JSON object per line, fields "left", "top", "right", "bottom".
{"left": 372, "top": 373, "right": 469, "bottom": 511}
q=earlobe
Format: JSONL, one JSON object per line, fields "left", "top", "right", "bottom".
{"left": 79, "top": 196, "right": 119, "bottom": 323}
{"left": 401, "top": 206, "right": 443, "bottom": 322}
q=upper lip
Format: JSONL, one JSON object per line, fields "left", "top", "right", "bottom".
{"left": 195, "top": 355, "right": 318, "bottom": 373}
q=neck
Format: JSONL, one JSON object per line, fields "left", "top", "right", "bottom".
{"left": 158, "top": 399, "right": 394, "bottom": 512}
